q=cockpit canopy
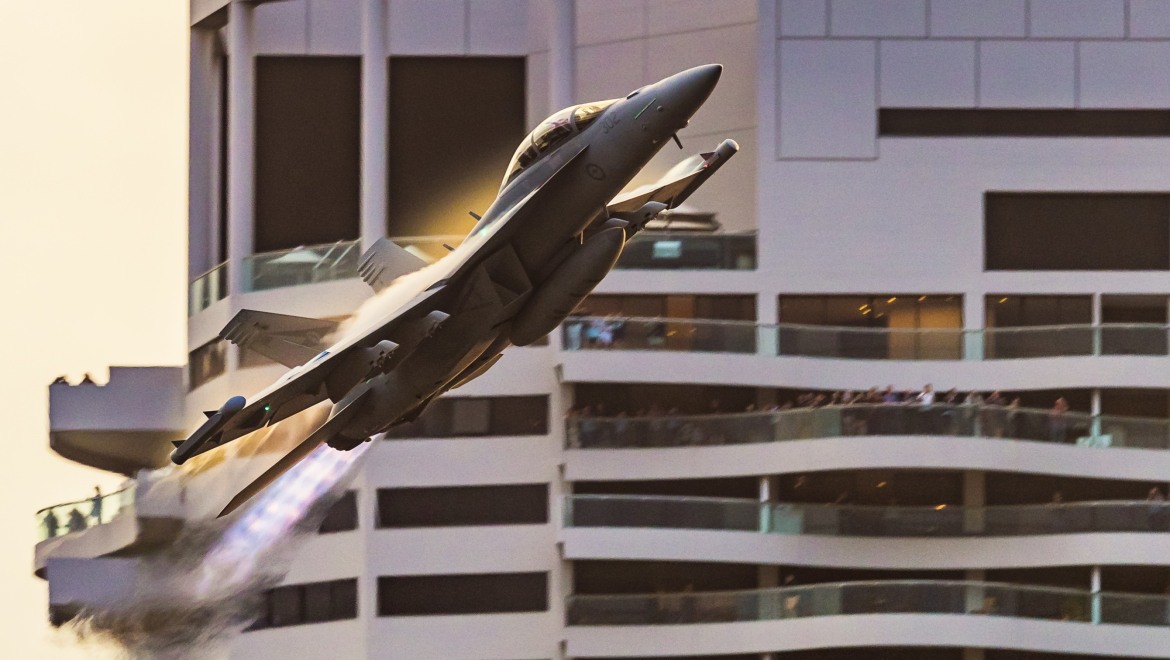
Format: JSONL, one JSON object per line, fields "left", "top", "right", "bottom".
{"left": 501, "top": 99, "right": 617, "bottom": 190}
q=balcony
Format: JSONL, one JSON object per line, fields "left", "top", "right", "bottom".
{"left": 36, "top": 485, "right": 135, "bottom": 542}
{"left": 564, "top": 495, "right": 1170, "bottom": 538}
{"left": 49, "top": 366, "right": 184, "bottom": 474}
{"left": 565, "top": 581, "right": 1170, "bottom": 658}
{"left": 188, "top": 261, "right": 227, "bottom": 316}
{"left": 34, "top": 481, "right": 183, "bottom": 580}
{"left": 242, "top": 239, "right": 363, "bottom": 292}
{"left": 565, "top": 404, "right": 1170, "bottom": 451}
{"left": 562, "top": 317, "right": 1170, "bottom": 361}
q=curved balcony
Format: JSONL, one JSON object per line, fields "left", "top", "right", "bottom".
{"left": 559, "top": 318, "right": 1170, "bottom": 391}
{"left": 35, "top": 485, "right": 135, "bottom": 542}
{"left": 564, "top": 406, "right": 1170, "bottom": 482}
{"left": 561, "top": 495, "right": 1170, "bottom": 569}
{"left": 565, "top": 581, "right": 1170, "bottom": 658}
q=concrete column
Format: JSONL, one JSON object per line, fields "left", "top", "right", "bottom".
{"left": 963, "top": 470, "right": 985, "bottom": 534}
{"left": 758, "top": 292, "right": 779, "bottom": 356}
{"left": 189, "top": 27, "right": 216, "bottom": 279}
{"left": 758, "top": 474, "right": 777, "bottom": 533}
{"left": 964, "top": 568, "right": 987, "bottom": 616}
{"left": 549, "top": 0, "right": 576, "bottom": 110}
{"left": 1091, "top": 388, "right": 1102, "bottom": 441}
{"left": 226, "top": 0, "right": 255, "bottom": 296}
{"left": 361, "top": 0, "right": 388, "bottom": 250}
{"left": 963, "top": 292, "right": 985, "bottom": 360}
{"left": 1092, "top": 292, "right": 1102, "bottom": 355}
{"left": 1091, "top": 565, "right": 1102, "bottom": 623}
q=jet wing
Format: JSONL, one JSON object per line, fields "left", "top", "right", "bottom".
{"left": 173, "top": 285, "right": 447, "bottom": 464}
{"left": 221, "top": 310, "right": 340, "bottom": 368}
{"left": 607, "top": 138, "right": 739, "bottom": 216}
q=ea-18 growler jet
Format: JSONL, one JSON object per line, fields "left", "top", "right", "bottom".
{"left": 172, "top": 64, "right": 738, "bottom": 514}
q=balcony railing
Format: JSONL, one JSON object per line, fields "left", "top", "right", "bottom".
{"left": 565, "top": 403, "right": 1170, "bottom": 450}
{"left": 35, "top": 484, "right": 135, "bottom": 542}
{"left": 188, "top": 262, "right": 227, "bottom": 316}
{"left": 562, "top": 317, "right": 1170, "bottom": 360}
{"left": 564, "top": 495, "right": 1170, "bottom": 537}
{"left": 241, "top": 239, "right": 363, "bottom": 292}
{"left": 615, "top": 232, "right": 756, "bottom": 270}
{"left": 567, "top": 580, "right": 1170, "bottom": 627}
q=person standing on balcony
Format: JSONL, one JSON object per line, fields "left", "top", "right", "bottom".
{"left": 89, "top": 485, "right": 103, "bottom": 524}
{"left": 66, "top": 508, "right": 86, "bottom": 533}
{"left": 43, "top": 509, "right": 59, "bottom": 538}
{"left": 1048, "top": 397, "right": 1070, "bottom": 444}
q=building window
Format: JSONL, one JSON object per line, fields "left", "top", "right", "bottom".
{"left": 383, "top": 395, "right": 548, "bottom": 438}
{"left": 376, "top": 484, "right": 548, "bottom": 528}
{"left": 249, "top": 579, "right": 358, "bottom": 630}
{"left": 985, "top": 193, "right": 1170, "bottom": 271}
{"left": 255, "top": 56, "right": 361, "bottom": 253}
{"left": 318, "top": 491, "right": 357, "bottom": 534}
{"left": 388, "top": 57, "right": 525, "bottom": 237}
{"left": 777, "top": 295, "right": 963, "bottom": 359}
{"left": 880, "top": 108, "right": 1170, "bottom": 137}
{"left": 377, "top": 572, "right": 548, "bottom": 616}
{"left": 985, "top": 295, "right": 1093, "bottom": 358}
{"left": 188, "top": 339, "right": 226, "bottom": 390}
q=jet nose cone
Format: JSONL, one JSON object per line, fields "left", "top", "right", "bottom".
{"left": 660, "top": 64, "right": 723, "bottom": 119}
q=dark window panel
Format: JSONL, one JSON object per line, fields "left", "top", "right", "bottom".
{"left": 247, "top": 579, "right": 358, "bottom": 631}
{"left": 318, "top": 491, "right": 358, "bottom": 534}
{"left": 491, "top": 396, "right": 549, "bottom": 435}
{"left": 985, "top": 193, "right": 1170, "bottom": 271}
{"left": 881, "top": 108, "right": 1170, "bottom": 137}
{"left": 377, "top": 484, "right": 548, "bottom": 528}
{"left": 377, "top": 572, "right": 548, "bottom": 616}
{"left": 269, "top": 585, "right": 302, "bottom": 628}
{"left": 388, "top": 57, "right": 526, "bottom": 237}
{"left": 255, "top": 56, "right": 361, "bottom": 253}
{"left": 189, "top": 339, "right": 226, "bottom": 390}
{"left": 383, "top": 396, "right": 549, "bottom": 438}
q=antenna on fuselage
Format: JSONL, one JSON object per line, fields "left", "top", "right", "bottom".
{"left": 468, "top": 211, "right": 482, "bottom": 221}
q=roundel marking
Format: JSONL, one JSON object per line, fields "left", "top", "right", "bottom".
{"left": 586, "top": 163, "right": 606, "bottom": 181}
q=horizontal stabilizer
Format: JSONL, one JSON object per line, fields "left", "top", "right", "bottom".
{"left": 221, "top": 310, "right": 339, "bottom": 368}
{"left": 358, "top": 238, "right": 430, "bottom": 292}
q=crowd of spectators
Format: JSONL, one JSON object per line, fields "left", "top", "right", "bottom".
{"left": 566, "top": 386, "right": 1081, "bottom": 448}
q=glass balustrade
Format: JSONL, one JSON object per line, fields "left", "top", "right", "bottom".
{"left": 562, "top": 317, "right": 758, "bottom": 353}
{"left": 615, "top": 232, "right": 756, "bottom": 270}
{"left": 564, "top": 404, "right": 1170, "bottom": 450}
{"left": 35, "top": 484, "right": 135, "bottom": 542}
{"left": 562, "top": 318, "right": 1170, "bottom": 360}
{"left": 188, "top": 262, "right": 227, "bottom": 316}
{"left": 564, "top": 495, "right": 1170, "bottom": 536}
{"left": 242, "top": 239, "right": 363, "bottom": 292}
{"left": 566, "top": 580, "right": 1170, "bottom": 627}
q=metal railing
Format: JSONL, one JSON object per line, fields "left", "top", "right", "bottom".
{"left": 188, "top": 262, "right": 227, "bottom": 316}
{"left": 567, "top": 580, "right": 1170, "bottom": 627}
{"left": 562, "top": 317, "right": 1170, "bottom": 360}
{"left": 565, "top": 403, "right": 1170, "bottom": 450}
{"left": 615, "top": 232, "right": 756, "bottom": 270}
{"left": 35, "top": 484, "right": 135, "bottom": 542}
{"left": 564, "top": 495, "right": 1170, "bottom": 537}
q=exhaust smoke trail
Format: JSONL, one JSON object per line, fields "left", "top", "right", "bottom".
{"left": 64, "top": 409, "right": 374, "bottom": 658}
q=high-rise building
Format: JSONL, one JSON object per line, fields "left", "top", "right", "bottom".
{"left": 37, "top": 1, "right": 1170, "bottom": 658}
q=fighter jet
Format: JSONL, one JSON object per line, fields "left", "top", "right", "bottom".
{"left": 171, "top": 64, "right": 738, "bottom": 514}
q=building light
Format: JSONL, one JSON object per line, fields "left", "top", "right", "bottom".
{"left": 917, "top": 296, "right": 927, "bottom": 302}
{"left": 935, "top": 504, "right": 947, "bottom": 510}
{"left": 998, "top": 297, "right": 1009, "bottom": 304}
{"left": 886, "top": 297, "right": 897, "bottom": 303}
